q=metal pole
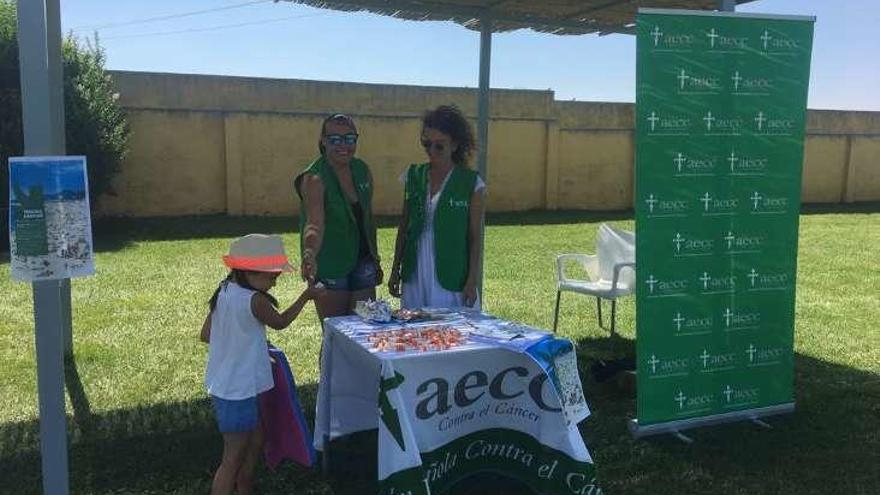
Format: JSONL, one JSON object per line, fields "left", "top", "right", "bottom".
{"left": 718, "top": 0, "right": 735, "bottom": 12}
{"left": 17, "top": 0, "right": 70, "bottom": 493}
{"left": 476, "top": 15, "right": 492, "bottom": 305}
{"left": 477, "top": 17, "right": 491, "bottom": 181}
{"left": 45, "top": 0, "right": 73, "bottom": 357}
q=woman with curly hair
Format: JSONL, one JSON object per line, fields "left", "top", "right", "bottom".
{"left": 388, "top": 105, "right": 486, "bottom": 310}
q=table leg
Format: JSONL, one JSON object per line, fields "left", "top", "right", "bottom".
{"left": 321, "top": 329, "right": 334, "bottom": 477}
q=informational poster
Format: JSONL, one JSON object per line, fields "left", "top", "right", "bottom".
{"left": 8, "top": 156, "right": 95, "bottom": 281}
{"left": 634, "top": 10, "right": 814, "bottom": 431}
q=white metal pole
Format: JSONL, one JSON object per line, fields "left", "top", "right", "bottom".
{"left": 16, "top": 0, "right": 70, "bottom": 493}
{"left": 45, "top": 0, "right": 73, "bottom": 357}
{"left": 476, "top": 15, "right": 492, "bottom": 305}
{"left": 477, "top": 17, "right": 491, "bottom": 181}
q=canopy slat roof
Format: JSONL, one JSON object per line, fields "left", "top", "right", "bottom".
{"left": 280, "top": 0, "right": 756, "bottom": 35}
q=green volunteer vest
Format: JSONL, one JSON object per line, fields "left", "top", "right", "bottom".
{"left": 401, "top": 163, "right": 478, "bottom": 292}
{"left": 294, "top": 156, "right": 378, "bottom": 279}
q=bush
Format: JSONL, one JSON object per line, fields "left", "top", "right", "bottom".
{"left": 1, "top": 0, "right": 130, "bottom": 251}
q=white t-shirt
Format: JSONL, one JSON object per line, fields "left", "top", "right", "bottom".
{"left": 205, "top": 282, "right": 274, "bottom": 400}
{"left": 399, "top": 167, "right": 485, "bottom": 310}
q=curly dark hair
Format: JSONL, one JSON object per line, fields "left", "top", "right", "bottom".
{"left": 421, "top": 105, "right": 475, "bottom": 167}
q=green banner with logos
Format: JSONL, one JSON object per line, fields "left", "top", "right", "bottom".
{"left": 634, "top": 10, "right": 814, "bottom": 427}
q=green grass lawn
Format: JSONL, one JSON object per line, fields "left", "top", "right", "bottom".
{"left": 1, "top": 206, "right": 878, "bottom": 494}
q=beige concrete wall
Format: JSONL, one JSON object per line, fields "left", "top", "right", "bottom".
{"left": 100, "top": 109, "right": 227, "bottom": 216}
{"left": 556, "top": 101, "right": 635, "bottom": 211}
{"left": 99, "top": 71, "right": 880, "bottom": 217}
{"left": 802, "top": 135, "right": 848, "bottom": 203}
{"left": 806, "top": 110, "right": 880, "bottom": 203}
{"left": 849, "top": 137, "right": 880, "bottom": 202}
{"left": 484, "top": 120, "right": 549, "bottom": 211}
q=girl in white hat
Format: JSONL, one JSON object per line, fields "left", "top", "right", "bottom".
{"left": 200, "top": 233, "right": 320, "bottom": 495}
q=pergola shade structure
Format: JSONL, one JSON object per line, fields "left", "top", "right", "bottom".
{"left": 278, "top": 0, "right": 757, "bottom": 180}
{"left": 280, "top": 0, "right": 756, "bottom": 35}
{"left": 278, "top": 0, "right": 756, "bottom": 305}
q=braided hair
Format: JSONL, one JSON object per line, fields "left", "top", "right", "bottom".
{"left": 208, "top": 270, "right": 279, "bottom": 312}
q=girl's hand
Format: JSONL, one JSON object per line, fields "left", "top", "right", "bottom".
{"left": 388, "top": 271, "right": 401, "bottom": 298}
{"left": 463, "top": 279, "right": 478, "bottom": 308}
{"left": 304, "top": 281, "right": 325, "bottom": 301}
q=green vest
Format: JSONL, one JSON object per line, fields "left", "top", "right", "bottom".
{"left": 294, "top": 156, "right": 378, "bottom": 279}
{"left": 402, "top": 163, "right": 478, "bottom": 292}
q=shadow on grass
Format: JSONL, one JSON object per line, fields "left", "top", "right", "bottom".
{"left": 568, "top": 333, "right": 880, "bottom": 495}
{"left": 64, "top": 357, "right": 94, "bottom": 437}
{"left": 2, "top": 341, "right": 878, "bottom": 495}
{"left": 1, "top": 363, "right": 531, "bottom": 495}
{"left": 87, "top": 202, "right": 880, "bottom": 252}
{"left": 800, "top": 200, "right": 880, "bottom": 215}
{"left": 0, "top": 364, "right": 329, "bottom": 495}
{"left": 91, "top": 215, "right": 300, "bottom": 253}
{"left": 92, "top": 210, "right": 631, "bottom": 238}
{"left": 84, "top": 210, "right": 637, "bottom": 255}
{"left": 1, "top": 203, "right": 878, "bottom": 260}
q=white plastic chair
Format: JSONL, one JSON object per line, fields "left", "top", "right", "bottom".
{"left": 553, "top": 223, "right": 636, "bottom": 334}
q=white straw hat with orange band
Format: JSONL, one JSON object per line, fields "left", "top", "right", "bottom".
{"left": 222, "top": 234, "right": 295, "bottom": 273}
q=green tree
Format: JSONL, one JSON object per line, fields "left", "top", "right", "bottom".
{"left": 1, "top": 0, "right": 130, "bottom": 251}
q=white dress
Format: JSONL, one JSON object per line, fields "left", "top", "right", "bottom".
{"left": 400, "top": 168, "right": 485, "bottom": 310}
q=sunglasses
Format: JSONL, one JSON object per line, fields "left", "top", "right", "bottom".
{"left": 421, "top": 140, "right": 447, "bottom": 153}
{"left": 325, "top": 133, "right": 359, "bottom": 146}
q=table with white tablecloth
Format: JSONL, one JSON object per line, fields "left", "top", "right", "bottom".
{"left": 315, "top": 310, "right": 604, "bottom": 495}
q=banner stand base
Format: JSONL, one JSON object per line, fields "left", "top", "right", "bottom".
{"left": 628, "top": 402, "right": 795, "bottom": 439}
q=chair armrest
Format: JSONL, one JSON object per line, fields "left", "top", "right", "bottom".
{"left": 556, "top": 253, "right": 598, "bottom": 285}
{"left": 611, "top": 261, "right": 636, "bottom": 290}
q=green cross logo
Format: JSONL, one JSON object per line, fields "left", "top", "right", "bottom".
{"left": 379, "top": 371, "right": 406, "bottom": 451}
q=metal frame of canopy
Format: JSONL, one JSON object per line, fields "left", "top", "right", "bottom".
{"left": 16, "top": 0, "right": 746, "bottom": 493}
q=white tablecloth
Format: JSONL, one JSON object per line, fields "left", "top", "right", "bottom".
{"left": 315, "top": 311, "right": 602, "bottom": 495}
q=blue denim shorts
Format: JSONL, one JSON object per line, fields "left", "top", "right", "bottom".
{"left": 211, "top": 395, "right": 259, "bottom": 433}
{"left": 319, "top": 256, "right": 379, "bottom": 291}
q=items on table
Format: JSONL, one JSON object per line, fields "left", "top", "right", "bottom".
{"left": 391, "top": 308, "right": 433, "bottom": 322}
{"left": 354, "top": 298, "right": 392, "bottom": 323}
{"left": 366, "top": 325, "right": 467, "bottom": 353}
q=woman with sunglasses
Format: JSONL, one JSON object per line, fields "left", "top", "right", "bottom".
{"left": 294, "top": 114, "right": 382, "bottom": 319}
{"left": 388, "top": 105, "right": 485, "bottom": 310}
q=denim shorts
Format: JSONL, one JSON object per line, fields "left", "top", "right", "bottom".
{"left": 211, "top": 395, "right": 259, "bottom": 433}
{"left": 319, "top": 256, "right": 379, "bottom": 291}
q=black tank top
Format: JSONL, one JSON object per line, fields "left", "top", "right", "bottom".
{"left": 351, "top": 201, "right": 371, "bottom": 260}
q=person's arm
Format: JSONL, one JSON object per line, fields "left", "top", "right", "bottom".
{"left": 463, "top": 189, "right": 485, "bottom": 307}
{"left": 251, "top": 286, "right": 318, "bottom": 330}
{"left": 301, "top": 174, "right": 325, "bottom": 283}
{"left": 199, "top": 314, "right": 211, "bottom": 343}
{"left": 388, "top": 199, "right": 409, "bottom": 298}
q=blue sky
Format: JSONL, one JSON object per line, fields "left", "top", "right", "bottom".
{"left": 59, "top": 0, "right": 879, "bottom": 111}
